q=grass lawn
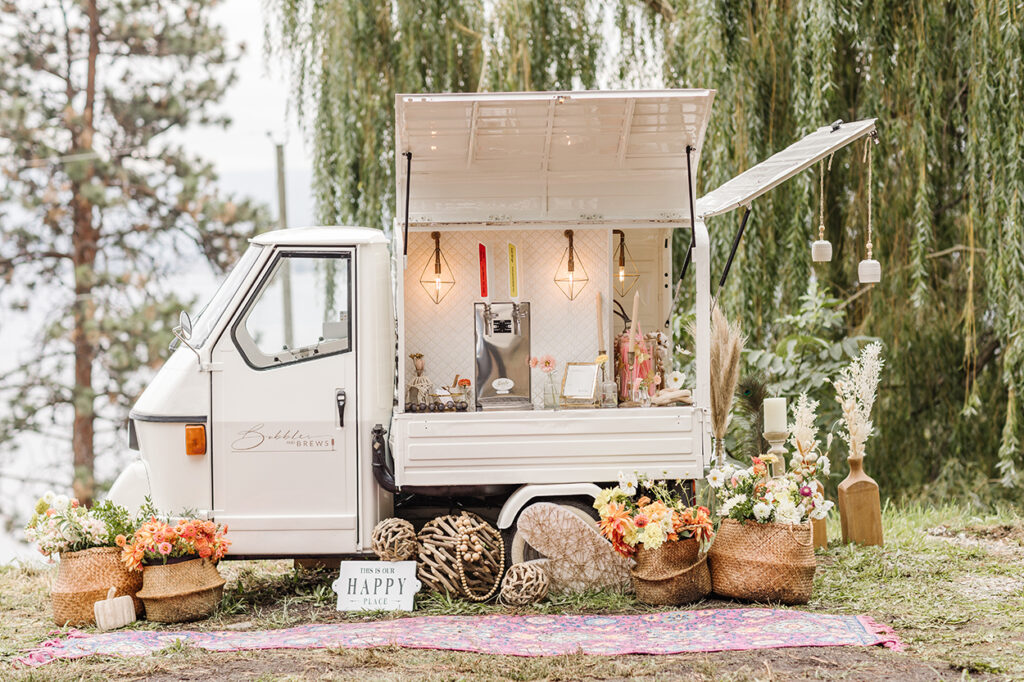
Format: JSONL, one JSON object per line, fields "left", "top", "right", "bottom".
{"left": 2, "top": 503, "right": 1023, "bottom": 680}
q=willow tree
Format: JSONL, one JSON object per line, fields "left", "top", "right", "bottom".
{"left": 269, "top": 0, "right": 1024, "bottom": 499}
{"left": 0, "top": 1, "right": 269, "bottom": 505}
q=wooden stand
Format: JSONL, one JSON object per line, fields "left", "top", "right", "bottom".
{"left": 837, "top": 457, "right": 883, "bottom": 546}
{"left": 812, "top": 481, "right": 827, "bottom": 549}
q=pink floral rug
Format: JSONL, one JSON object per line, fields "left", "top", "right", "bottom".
{"left": 16, "top": 608, "right": 903, "bottom": 667}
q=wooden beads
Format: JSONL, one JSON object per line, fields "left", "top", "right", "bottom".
{"left": 417, "top": 512, "right": 504, "bottom": 602}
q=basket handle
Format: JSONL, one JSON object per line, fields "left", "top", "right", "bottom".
{"left": 633, "top": 551, "right": 708, "bottom": 582}
{"left": 788, "top": 523, "right": 815, "bottom": 547}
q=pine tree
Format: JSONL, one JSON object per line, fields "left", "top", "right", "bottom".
{"left": 0, "top": 0, "right": 270, "bottom": 505}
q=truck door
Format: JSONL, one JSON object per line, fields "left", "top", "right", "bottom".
{"left": 210, "top": 248, "right": 358, "bottom": 556}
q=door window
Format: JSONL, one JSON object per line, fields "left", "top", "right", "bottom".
{"left": 233, "top": 252, "right": 352, "bottom": 368}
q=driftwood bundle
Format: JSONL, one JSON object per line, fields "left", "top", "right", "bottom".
{"left": 710, "top": 307, "right": 745, "bottom": 441}
{"left": 416, "top": 512, "right": 504, "bottom": 601}
{"left": 371, "top": 518, "right": 418, "bottom": 562}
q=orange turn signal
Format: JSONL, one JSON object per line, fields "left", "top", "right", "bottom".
{"left": 185, "top": 424, "right": 206, "bottom": 456}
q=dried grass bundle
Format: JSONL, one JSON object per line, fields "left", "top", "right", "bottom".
{"left": 710, "top": 307, "right": 745, "bottom": 441}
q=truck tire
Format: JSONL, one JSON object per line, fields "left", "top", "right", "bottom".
{"left": 502, "top": 498, "right": 600, "bottom": 566}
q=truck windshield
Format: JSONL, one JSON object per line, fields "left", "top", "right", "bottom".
{"left": 187, "top": 245, "right": 263, "bottom": 348}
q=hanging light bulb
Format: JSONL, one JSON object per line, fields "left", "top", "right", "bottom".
{"left": 811, "top": 159, "right": 833, "bottom": 262}
{"left": 612, "top": 229, "right": 639, "bottom": 296}
{"left": 554, "top": 229, "right": 589, "bottom": 300}
{"left": 419, "top": 231, "right": 456, "bottom": 304}
{"left": 858, "top": 138, "right": 881, "bottom": 284}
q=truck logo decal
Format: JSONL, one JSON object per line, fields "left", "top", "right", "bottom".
{"left": 232, "top": 424, "right": 335, "bottom": 452}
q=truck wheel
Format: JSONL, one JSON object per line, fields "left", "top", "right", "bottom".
{"left": 503, "top": 499, "right": 600, "bottom": 566}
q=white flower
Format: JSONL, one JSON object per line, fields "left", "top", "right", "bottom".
{"left": 706, "top": 469, "right": 726, "bottom": 489}
{"left": 42, "top": 491, "right": 55, "bottom": 505}
{"left": 810, "top": 499, "right": 834, "bottom": 520}
{"left": 753, "top": 502, "right": 772, "bottom": 522}
{"left": 666, "top": 370, "right": 685, "bottom": 390}
{"left": 52, "top": 494, "right": 70, "bottom": 511}
{"left": 719, "top": 495, "right": 744, "bottom": 517}
{"left": 775, "top": 497, "right": 803, "bottom": 525}
{"left": 734, "top": 468, "right": 752, "bottom": 480}
{"left": 818, "top": 455, "right": 831, "bottom": 476}
{"left": 617, "top": 471, "right": 638, "bottom": 496}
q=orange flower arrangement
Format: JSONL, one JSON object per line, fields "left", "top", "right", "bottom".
{"left": 594, "top": 474, "right": 714, "bottom": 558}
{"left": 120, "top": 517, "right": 230, "bottom": 571}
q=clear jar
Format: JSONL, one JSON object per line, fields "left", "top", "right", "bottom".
{"left": 543, "top": 373, "right": 559, "bottom": 410}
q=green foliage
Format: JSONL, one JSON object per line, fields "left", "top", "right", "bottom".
{"left": 745, "top": 281, "right": 874, "bottom": 403}
{"left": 266, "top": 0, "right": 1024, "bottom": 501}
{"left": 0, "top": 1, "right": 272, "bottom": 505}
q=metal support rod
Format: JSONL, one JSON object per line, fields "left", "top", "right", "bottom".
{"left": 402, "top": 151, "right": 412, "bottom": 258}
{"left": 717, "top": 206, "right": 751, "bottom": 296}
{"left": 274, "top": 142, "right": 294, "bottom": 348}
{"left": 678, "top": 145, "right": 697, "bottom": 284}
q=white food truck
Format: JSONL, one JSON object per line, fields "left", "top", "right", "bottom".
{"left": 108, "top": 90, "right": 876, "bottom": 560}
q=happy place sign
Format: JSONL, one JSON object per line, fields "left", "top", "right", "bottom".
{"left": 332, "top": 561, "right": 421, "bottom": 612}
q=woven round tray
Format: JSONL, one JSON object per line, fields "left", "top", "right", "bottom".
{"left": 52, "top": 547, "right": 144, "bottom": 626}
{"left": 137, "top": 557, "right": 226, "bottom": 623}
{"left": 631, "top": 538, "right": 711, "bottom": 606}
{"left": 708, "top": 518, "right": 816, "bottom": 605}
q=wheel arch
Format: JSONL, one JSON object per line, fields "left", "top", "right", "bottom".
{"left": 495, "top": 483, "right": 602, "bottom": 530}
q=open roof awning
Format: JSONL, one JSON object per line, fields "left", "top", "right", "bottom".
{"left": 695, "top": 119, "right": 878, "bottom": 219}
{"left": 395, "top": 90, "right": 715, "bottom": 228}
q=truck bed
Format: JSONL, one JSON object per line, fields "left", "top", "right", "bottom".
{"left": 388, "top": 406, "right": 706, "bottom": 488}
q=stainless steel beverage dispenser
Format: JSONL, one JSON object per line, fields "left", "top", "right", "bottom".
{"left": 474, "top": 302, "right": 531, "bottom": 410}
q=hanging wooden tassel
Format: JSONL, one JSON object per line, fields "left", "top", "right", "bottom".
{"left": 811, "top": 159, "right": 833, "bottom": 262}
{"left": 858, "top": 138, "right": 881, "bottom": 283}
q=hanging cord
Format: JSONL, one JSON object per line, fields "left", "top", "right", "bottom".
{"left": 817, "top": 153, "right": 835, "bottom": 241}
{"left": 863, "top": 139, "right": 873, "bottom": 260}
{"left": 817, "top": 161, "right": 825, "bottom": 240}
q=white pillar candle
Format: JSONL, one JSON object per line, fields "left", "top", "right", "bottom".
{"left": 764, "top": 397, "right": 787, "bottom": 433}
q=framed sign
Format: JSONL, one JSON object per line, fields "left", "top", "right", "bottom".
{"left": 332, "top": 560, "right": 421, "bottom": 611}
{"left": 560, "top": 362, "right": 599, "bottom": 408}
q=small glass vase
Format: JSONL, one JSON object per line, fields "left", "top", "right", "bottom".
{"left": 601, "top": 380, "right": 619, "bottom": 408}
{"left": 632, "top": 385, "right": 652, "bottom": 408}
{"left": 543, "top": 373, "right": 559, "bottom": 410}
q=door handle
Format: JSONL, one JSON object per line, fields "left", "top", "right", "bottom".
{"left": 336, "top": 390, "right": 347, "bottom": 428}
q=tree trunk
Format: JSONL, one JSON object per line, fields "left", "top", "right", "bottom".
{"left": 69, "top": 0, "right": 101, "bottom": 505}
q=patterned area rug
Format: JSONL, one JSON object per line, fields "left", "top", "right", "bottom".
{"left": 16, "top": 608, "right": 903, "bottom": 667}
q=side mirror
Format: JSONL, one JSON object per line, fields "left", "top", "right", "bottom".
{"left": 172, "top": 310, "right": 200, "bottom": 366}
{"left": 179, "top": 311, "right": 193, "bottom": 340}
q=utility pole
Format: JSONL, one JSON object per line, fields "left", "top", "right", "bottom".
{"left": 275, "top": 141, "right": 294, "bottom": 348}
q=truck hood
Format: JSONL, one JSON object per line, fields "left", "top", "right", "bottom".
{"left": 130, "top": 347, "right": 209, "bottom": 421}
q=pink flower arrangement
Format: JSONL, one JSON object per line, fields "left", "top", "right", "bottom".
{"left": 529, "top": 355, "right": 557, "bottom": 374}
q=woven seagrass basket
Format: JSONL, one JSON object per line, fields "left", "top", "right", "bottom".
{"left": 52, "top": 547, "right": 144, "bottom": 626}
{"left": 136, "top": 557, "right": 225, "bottom": 623}
{"left": 708, "top": 518, "right": 816, "bottom": 605}
{"left": 631, "top": 537, "right": 711, "bottom": 606}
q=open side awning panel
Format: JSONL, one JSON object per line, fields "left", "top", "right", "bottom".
{"left": 695, "top": 119, "right": 877, "bottom": 219}
{"left": 396, "top": 90, "right": 715, "bottom": 227}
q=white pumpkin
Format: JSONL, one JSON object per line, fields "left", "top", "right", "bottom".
{"left": 94, "top": 586, "right": 136, "bottom": 631}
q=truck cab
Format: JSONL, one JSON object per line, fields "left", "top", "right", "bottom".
{"left": 109, "top": 90, "right": 877, "bottom": 559}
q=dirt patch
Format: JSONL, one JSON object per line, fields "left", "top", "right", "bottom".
{"left": 925, "top": 523, "right": 1024, "bottom": 559}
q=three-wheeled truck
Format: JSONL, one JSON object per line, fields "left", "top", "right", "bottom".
{"left": 108, "top": 90, "right": 876, "bottom": 560}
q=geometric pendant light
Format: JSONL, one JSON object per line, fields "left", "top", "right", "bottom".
{"left": 554, "top": 229, "right": 589, "bottom": 300}
{"left": 612, "top": 229, "right": 639, "bottom": 296}
{"left": 419, "top": 231, "right": 456, "bottom": 304}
